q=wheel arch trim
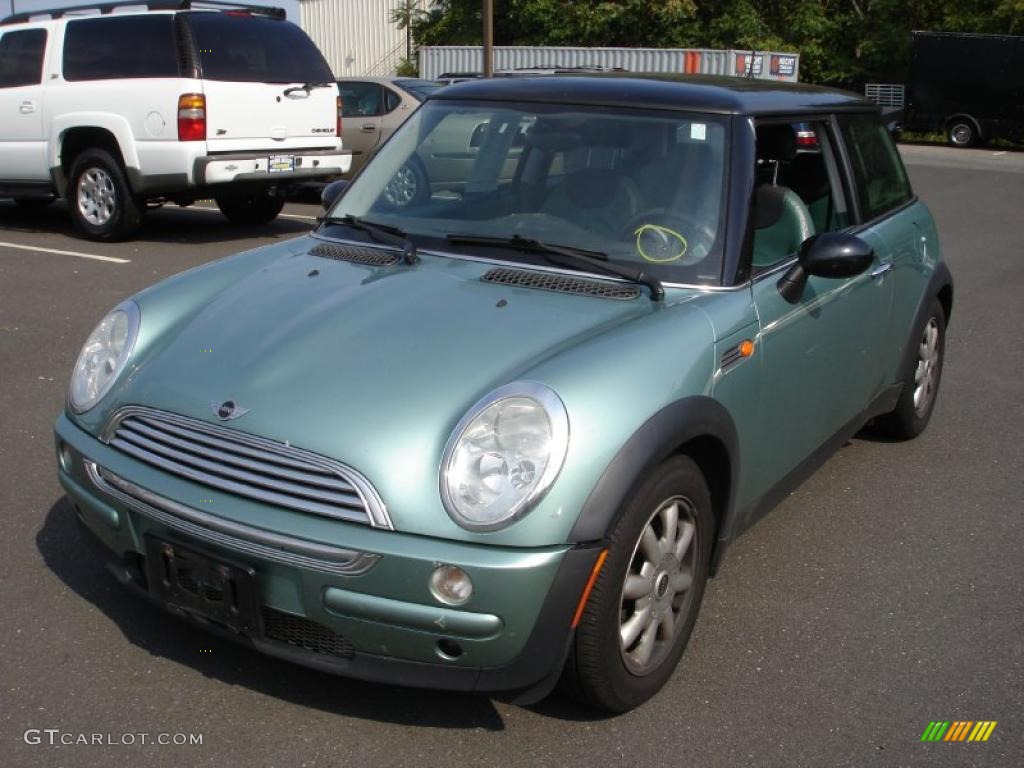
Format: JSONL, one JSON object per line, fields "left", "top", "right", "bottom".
{"left": 568, "top": 396, "right": 740, "bottom": 573}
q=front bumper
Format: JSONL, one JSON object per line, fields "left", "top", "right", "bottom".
{"left": 55, "top": 413, "right": 598, "bottom": 700}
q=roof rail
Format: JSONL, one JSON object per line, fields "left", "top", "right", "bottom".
{"left": 1, "top": 1, "right": 286, "bottom": 25}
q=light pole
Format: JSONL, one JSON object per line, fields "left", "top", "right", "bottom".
{"left": 482, "top": 0, "right": 493, "bottom": 77}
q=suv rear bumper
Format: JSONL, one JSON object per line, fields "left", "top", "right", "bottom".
{"left": 194, "top": 149, "right": 351, "bottom": 186}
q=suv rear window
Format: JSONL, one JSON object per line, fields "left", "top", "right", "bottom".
{"left": 0, "top": 28, "right": 47, "bottom": 88}
{"left": 185, "top": 12, "right": 333, "bottom": 84}
{"left": 63, "top": 16, "right": 179, "bottom": 81}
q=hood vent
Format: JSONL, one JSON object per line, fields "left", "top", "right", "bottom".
{"left": 481, "top": 267, "right": 640, "bottom": 300}
{"left": 309, "top": 243, "right": 399, "bottom": 266}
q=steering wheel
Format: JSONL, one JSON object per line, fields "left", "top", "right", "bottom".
{"left": 622, "top": 210, "right": 715, "bottom": 267}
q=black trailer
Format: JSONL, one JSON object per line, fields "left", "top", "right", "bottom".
{"left": 905, "top": 30, "right": 1024, "bottom": 147}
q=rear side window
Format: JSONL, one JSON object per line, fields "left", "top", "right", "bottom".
{"left": 0, "top": 28, "right": 47, "bottom": 88}
{"left": 839, "top": 114, "right": 913, "bottom": 221}
{"left": 186, "top": 13, "right": 333, "bottom": 84}
{"left": 63, "top": 16, "right": 179, "bottom": 81}
{"left": 338, "top": 82, "right": 381, "bottom": 116}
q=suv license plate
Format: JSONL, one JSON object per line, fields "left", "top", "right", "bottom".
{"left": 268, "top": 155, "right": 295, "bottom": 173}
{"left": 145, "top": 536, "right": 259, "bottom": 634}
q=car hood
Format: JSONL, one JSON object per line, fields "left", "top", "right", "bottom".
{"left": 105, "top": 236, "right": 677, "bottom": 536}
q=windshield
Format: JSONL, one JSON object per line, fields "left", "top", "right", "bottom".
{"left": 329, "top": 100, "right": 728, "bottom": 285}
{"left": 186, "top": 12, "right": 333, "bottom": 84}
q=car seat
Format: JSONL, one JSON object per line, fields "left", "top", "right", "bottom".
{"left": 540, "top": 168, "right": 642, "bottom": 237}
{"left": 751, "top": 126, "right": 815, "bottom": 269}
{"left": 786, "top": 152, "right": 833, "bottom": 233}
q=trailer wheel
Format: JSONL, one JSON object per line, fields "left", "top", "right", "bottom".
{"left": 947, "top": 118, "right": 979, "bottom": 148}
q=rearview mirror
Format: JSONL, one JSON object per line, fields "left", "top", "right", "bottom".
{"left": 777, "top": 232, "right": 874, "bottom": 303}
{"left": 321, "top": 179, "right": 349, "bottom": 210}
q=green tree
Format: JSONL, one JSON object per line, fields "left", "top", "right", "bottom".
{"left": 392, "top": 0, "right": 430, "bottom": 61}
{"left": 411, "top": 0, "right": 1024, "bottom": 87}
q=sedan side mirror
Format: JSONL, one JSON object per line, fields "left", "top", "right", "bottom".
{"left": 321, "top": 179, "right": 350, "bottom": 210}
{"left": 777, "top": 232, "right": 874, "bottom": 303}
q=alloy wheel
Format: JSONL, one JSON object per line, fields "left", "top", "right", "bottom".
{"left": 618, "top": 496, "right": 698, "bottom": 675}
{"left": 384, "top": 164, "right": 418, "bottom": 206}
{"left": 77, "top": 167, "right": 117, "bottom": 226}
{"left": 913, "top": 317, "right": 941, "bottom": 416}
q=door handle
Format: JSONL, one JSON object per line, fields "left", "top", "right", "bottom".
{"left": 870, "top": 262, "right": 893, "bottom": 279}
{"left": 19, "top": 100, "right": 36, "bottom": 114}
{"left": 360, "top": 124, "right": 378, "bottom": 133}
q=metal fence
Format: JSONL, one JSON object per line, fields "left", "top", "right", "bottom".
{"left": 420, "top": 46, "right": 800, "bottom": 82}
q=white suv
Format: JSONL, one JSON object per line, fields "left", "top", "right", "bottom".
{"left": 0, "top": 1, "right": 348, "bottom": 240}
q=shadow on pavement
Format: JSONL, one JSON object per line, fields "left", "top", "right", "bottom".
{"left": 0, "top": 200, "right": 313, "bottom": 246}
{"left": 36, "top": 496, "right": 511, "bottom": 730}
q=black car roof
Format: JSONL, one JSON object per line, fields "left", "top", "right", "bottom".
{"left": 429, "top": 74, "right": 876, "bottom": 116}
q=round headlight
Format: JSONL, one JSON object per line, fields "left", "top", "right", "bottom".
{"left": 69, "top": 302, "right": 140, "bottom": 413}
{"left": 440, "top": 382, "right": 569, "bottom": 531}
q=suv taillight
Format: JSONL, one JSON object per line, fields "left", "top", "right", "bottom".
{"left": 178, "top": 93, "right": 206, "bottom": 141}
{"left": 336, "top": 95, "right": 343, "bottom": 138}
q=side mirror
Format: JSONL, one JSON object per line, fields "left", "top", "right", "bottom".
{"left": 321, "top": 179, "right": 349, "bottom": 210}
{"left": 777, "top": 232, "right": 874, "bottom": 303}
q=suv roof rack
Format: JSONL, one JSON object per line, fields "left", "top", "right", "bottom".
{"left": 1, "top": 1, "right": 285, "bottom": 25}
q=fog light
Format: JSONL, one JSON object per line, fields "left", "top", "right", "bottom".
{"left": 429, "top": 565, "right": 473, "bottom": 606}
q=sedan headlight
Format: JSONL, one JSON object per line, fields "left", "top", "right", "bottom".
{"left": 440, "top": 382, "right": 569, "bottom": 531}
{"left": 69, "top": 302, "right": 140, "bottom": 413}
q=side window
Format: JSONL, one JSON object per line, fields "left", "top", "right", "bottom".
{"left": 839, "top": 114, "right": 913, "bottom": 221}
{"left": 338, "top": 82, "right": 382, "bottom": 117}
{"left": 750, "top": 120, "right": 851, "bottom": 270}
{"left": 63, "top": 16, "right": 178, "bottom": 81}
{"left": 383, "top": 88, "right": 402, "bottom": 113}
{"left": 0, "top": 28, "right": 47, "bottom": 88}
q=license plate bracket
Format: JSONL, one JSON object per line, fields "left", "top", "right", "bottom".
{"left": 144, "top": 536, "right": 259, "bottom": 635}
{"left": 267, "top": 155, "right": 295, "bottom": 173}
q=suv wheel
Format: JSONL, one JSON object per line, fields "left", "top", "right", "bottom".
{"left": 215, "top": 193, "right": 285, "bottom": 225}
{"left": 560, "top": 456, "right": 713, "bottom": 713}
{"left": 876, "top": 298, "right": 947, "bottom": 439}
{"left": 947, "top": 119, "right": 977, "bottom": 148}
{"left": 68, "top": 149, "right": 144, "bottom": 241}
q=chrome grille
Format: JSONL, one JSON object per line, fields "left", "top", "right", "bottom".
{"left": 481, "top": 267, "right": 640, "bottom": 300}
{"left": 103, "top": 407, "right": 390, "bottom": 528}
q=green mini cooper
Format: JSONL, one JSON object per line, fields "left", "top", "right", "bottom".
{"left": 55, "top": 75, "right": 952, "bottom": 713}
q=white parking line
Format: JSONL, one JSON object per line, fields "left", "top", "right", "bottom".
{"left": 191, "top": 205, "right": 319, "bottom": 222}
{"left": 993, "top": 151, "right": 1007, "bottom": 156}
{"left": 0, "top": 240, "right": 130, "bottom": 264}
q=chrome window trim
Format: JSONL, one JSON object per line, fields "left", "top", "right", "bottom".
{"left": 102, "top": 405, "right": 392, "bottom": 530}
{"left": 85, "top": 461, "right": 381, "bottom": 577}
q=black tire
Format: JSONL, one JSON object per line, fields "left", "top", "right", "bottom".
{"left": 560, "top": 455, "right": 713, "bottom": 713}
{"left": 876, "top": 298, "right": 946, "bottom": 440}
{"left": 14, "top": 197, "right": 54, "bottom": 209}
{"left": 381, "top": 156, "right": 429, "bottom": 208}
{"left": 68, "top": 148, "right": 144, "bottom": 241}
{"left": 215, "top": 193, "right": 285, "bottom": 225}
{"left": 947, "top": 119, "right": 978, "bottom": 148}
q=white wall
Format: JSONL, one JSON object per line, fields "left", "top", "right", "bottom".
{"left": 299, "top": 0, "right": 430, "bottom": 78}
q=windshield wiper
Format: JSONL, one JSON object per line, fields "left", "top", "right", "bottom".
{"left": 319, "top": 214, "right": 419, "bottom": 264}
{"left": 446, "top": 234, "right": 664, "bottom": 301}
{"left": 283, "top": 82, "right": 335, "bottom": 96}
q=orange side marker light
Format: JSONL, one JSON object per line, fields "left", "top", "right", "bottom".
{"left": 739, "top": 339, "right": 755, "bottom": 357}
{"left": 571, "top": 549, "right": 609, "bottom": 628}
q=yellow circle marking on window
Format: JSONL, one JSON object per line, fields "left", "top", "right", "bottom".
{"left": 634, "top": 224, "right": 688, "bottom": 263}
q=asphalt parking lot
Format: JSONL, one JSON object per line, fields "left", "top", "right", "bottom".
{"left": 1, "top": 145, "right": 1021, "bottom": 768}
